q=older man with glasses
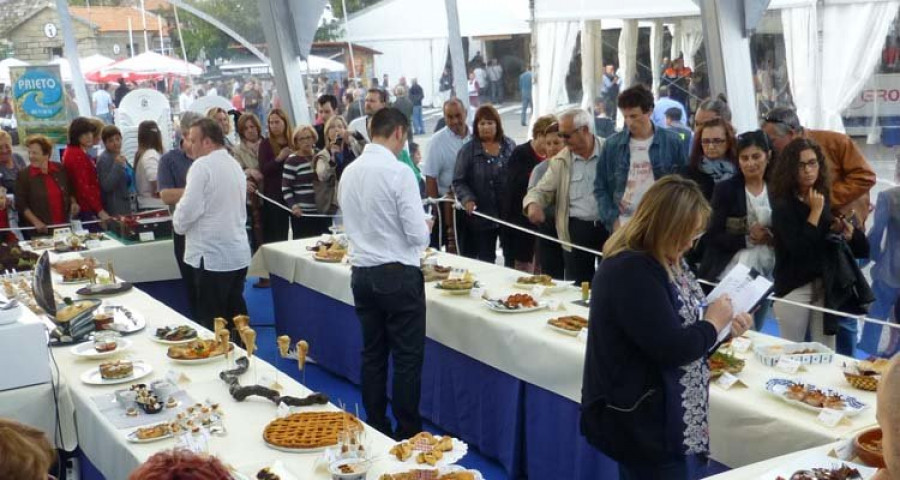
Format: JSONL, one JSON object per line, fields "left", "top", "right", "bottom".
{"left": 523, "top": 108, "right": 607, "bottom": 284}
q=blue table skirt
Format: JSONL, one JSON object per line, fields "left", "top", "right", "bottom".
{"left": 271, "top": 276, "right": 523, "bottom": 477}
{"left": 135, "top": 278, "right": 192, "bottom": 320}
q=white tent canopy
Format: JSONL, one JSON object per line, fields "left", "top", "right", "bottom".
{"left": 344, "top": 0, "right": 530, "bottom": 106}
{"left": 533, "top": 0, "right": 815, "bottom": 21}
{"left": 98, "top": 52, "right": 202, "bottom": 77}
{"left": 0, "top": 58, "right": 28, "bottom": 85}
{"left": 219, "top": 55, "right": 347, "bottom": 75}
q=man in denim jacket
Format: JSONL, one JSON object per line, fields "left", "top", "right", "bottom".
{"left": 594, "top": 85, "right": 688, "bottom": 233}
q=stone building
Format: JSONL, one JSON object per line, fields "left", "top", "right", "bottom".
{"left": 0, "top": 0, "right": 171, "bottom": 63}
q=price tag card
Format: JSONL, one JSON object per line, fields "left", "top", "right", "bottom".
{"left": 831, "top": 438, "right": 856, "bottom": 460}
{"left": 469, "top": 287, "right": 485, "bottom": 300}
{"left": 165, "top": 369, "right": 180, "bottom": 385}
{"left": 576, "top": 328, "right": 589, "bottom": 343}
{"left": 817, "top": 408, "right": 845, "bottom": 428}
{"left": 139, "top": 231, "right": 155, "bottom": 242}
{"left": 715, "top": 372, "right": 744, "bottom": 390}
{"left": 277, "top": 401, "right": 291, "bottom": 418}
{"left": 730, "top": 336, "right": 752, "bottom": 353}
{"left": 53, "top": 227, "right": 72, "bottom": 239}
{"left": 776, "top": 356, "right": 802, "bottom": 374}
{"left": 85, "top": 240, "right": 102, "bottom": 250}
{"left": 448, "top": 268, "right": 466, "bottom": 280}
{"left": 547, "top": 299, "right": 563, "bottom": 311}
{"left": 531, "top": 285, "right": 546, "bottom": 299}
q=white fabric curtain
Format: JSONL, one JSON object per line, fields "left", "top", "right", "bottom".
{"left": 533, "top": 20, "right": 580, "bottom": 119}
{"left": 650, "top": 19, "right": 664, "bottom": 96}
{"left": 429, "top": 37, "right": 449, "bottom": 107}
{"left": 670, "top": 21, "right": 682, "bottom": 62}
{"left": 679, "top": 18, "right": 703, "bottom": 70}
{"left": 618, "top": 19, "right": 638, "bottom": 89}
{"left": 820, "top": 1, "right": 900, "bottom": 132}
{"left": 580, "top": 20, "right": 599, "bottom": 110}
{"left": 781, "top": 5, "right": 820, "bottom": 128}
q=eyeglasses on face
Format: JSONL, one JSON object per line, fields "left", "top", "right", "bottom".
{"left": 797, "top": 159, "right": 819, "bottom": 171}
{"left": 700, "top": 138, "right": 726, "bottom": 146}
{"left": 558, "top": 126, "right": 583, "bottom": 140}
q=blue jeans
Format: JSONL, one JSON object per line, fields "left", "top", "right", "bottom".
{"left": 98, "top": 112, "right": 113, "bottom": 124}
{"left": 521, "top": 96, "right": 532, "bottom": 125}
{"left": 412, "top": 106, "right": 424, "bottom": 134}
{"left": 836, "top": 317, "right": 858, "bottom": 356}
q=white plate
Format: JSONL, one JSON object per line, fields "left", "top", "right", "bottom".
{"left": 263, "top": 440, "right": 332, "bottom": 454}
{"left": 764, "top": 378, "right": 868, "bottom": 416}
{"left": 546, "top": 323, "right": 583, "bottom": 337}
{"left": 104, "top": 307, "right": 146, "bottom": 335}
{"left": 238, "top": 461, "right": 299, "bottom": 480}
{"left": 379, "top": 466, "right": 484, "bottom": 480}
{"left": 55, "top": 269, "right": 109, "bottom": 285}
{"left": 389, "top": 437, "right": 468, "bottom": 468}
{"left": 313, "top": 254, "right": 344, "bottom": 263}
{"left": 511, "top": 277, "right": 568, "bottom": 293}
{"left": 70, "top": 337, "right": 133, "bottom": 359}
{"left": 80, "top": 361, "right": 153, "bottom": 385}
{"left": 167, "top": 343, "right": 234, "bottom": 364}
{"left": 483, "top": 300, "right": 548, "bottom": 314}
{"left": 126, "top": 425, "right": 173, "bottom": 444}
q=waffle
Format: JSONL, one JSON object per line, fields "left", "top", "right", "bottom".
{"left": 263, "top": 412, "right": 361, "bottom": 449}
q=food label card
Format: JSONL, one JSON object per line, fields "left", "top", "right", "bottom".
{"left": 469, "top": 287, "right": 485, "bottom": 300}
{"left": 731, "top": 336, "right": 752, "bottom": 353}
{"left": 449, "top": 268, "right": 467, "bottom": 280}
{"left": 277, "top": 401, "right": 291, "bottom": 418}
{"left": 817, "top": 408, "right": 845, "bottom": 428}
{"left": 776, "top": 356, "right": 802, "bottom": 374}
{"left": 714, "top": 372, "right": 746, "bottom": 390}
{"left": 830, "top": 438, "right": 856, "bottom": 460}
{"left": 166, "top": 369, "right": 191, "bottom": 385}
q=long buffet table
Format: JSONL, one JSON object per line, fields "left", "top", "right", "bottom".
{"left": 251, "top": 237, "right": 882, "bottom": 479}
{"left": 8, "top": 264, "right": 423, "bottom": 480}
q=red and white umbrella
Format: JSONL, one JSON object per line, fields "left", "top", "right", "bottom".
{"left": 85, "top": 52, "right": 202, "bottom": 83}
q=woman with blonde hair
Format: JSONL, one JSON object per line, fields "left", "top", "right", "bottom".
{"left": 316, "top": 115, "right": 363, "bottom": 181}
{"left": 0, "top": 418, "right": 56, "bottom": 480}
{"left": 582, "top": 175, "right": 752, "bottom": 479}
{"left": 283, "top": 125, "right": 330, "bottom": 239}
{"left": 255, "top": 108, "right": 294, "bottom": 287}
{"left": 206, "top": 106, "right": 234, "bottom": 151}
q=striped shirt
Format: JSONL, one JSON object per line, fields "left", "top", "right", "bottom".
{"left": 281, "top": 154, "right": 317, "bottom": 213}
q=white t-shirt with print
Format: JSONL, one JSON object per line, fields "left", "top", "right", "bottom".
{"left": 619, "top": 136, "right": 654, "bottom": 224}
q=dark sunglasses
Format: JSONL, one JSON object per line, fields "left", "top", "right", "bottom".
{"left": 558, "top": 126, "right": 583, "bottom": 140}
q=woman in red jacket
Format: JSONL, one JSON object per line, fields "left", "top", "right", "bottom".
{"left": 62, "top": 117, "right": 110, "bottom": 226}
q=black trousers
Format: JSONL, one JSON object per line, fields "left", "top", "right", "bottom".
{"left": 193, "top": 259, "right": 248, "bottom": 332}
{"left": 173, "top": 233, "right": 197, "bottom": 320}
{"left": 350, "top": 263, "right": 425, "bottom": 440}
{"left": 460, "top": 226, "right": 499, "bottom": 264}
{"left": 564, "top": 217, "right": 609, "bottom": 285}
{"left": 261, "top": 200, "right": 290, "bottom": 245}
{"left": 290, "top": 214, "right": 331, "bottom": 240}
{"left": 536, "top": 220, "right": 566, "bottom": 279}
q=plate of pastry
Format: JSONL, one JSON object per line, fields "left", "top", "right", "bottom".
{"left": 377, "top": 465, "right": 483, "bottom": 480}
{"left": 313, "top": 243, "right": 347, "bottom": 263}
{"left": 263, "top": 411, "right": 363, "bottom": 453}
{"left": 765, "top": 378, "right": 868, "bottom": 416}
{"left": 80, "top": 360, "right": 152, "bottom": 385}
{"left": 126, "top": 423, "right": 174, "bottom": 444}
{"left": 512, "top": 274, "right": 566, "bottom": 292}
{"left": 546, "top": 315, "right": 588, "bottom": 336}
{"left": 708, "top": 351, "right": 745, "bottom": 379}
{"left": 484, "top": 294, "right": 547, "bottom": 313}
{"left": 166, "top": 339, "right": 234, "bottom": 364}
{"left": 151, "top": 325, "right": 199, "bottom": 344}
{"left": 388, "top": 432, "right": 468, "bottom": 468}
{"left": 70, "top": 337, "right": 133, "bottom": 360}
{"left": 434, "top": 279, "right": 478, "bottom": 295}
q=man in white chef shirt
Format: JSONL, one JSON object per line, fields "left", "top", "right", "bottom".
{"left": 173, "top": 118, "right": 250, "bottom": 332}
{"left": 338, "top": 107, "right": 432, "bottom": 440}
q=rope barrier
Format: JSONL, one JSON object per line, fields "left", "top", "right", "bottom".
{"left": 254, "top": 191, "right": 343, "bottom": 219}
{"left": 430, "top": 198, "right": 900, "bottom": 332}
{"left": 0, "top": 208, "right": 171, "bottom": 234}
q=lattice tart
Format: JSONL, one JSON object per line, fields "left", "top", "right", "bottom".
{"left": 263, "top": 412, "right": 362, "bottom": 450}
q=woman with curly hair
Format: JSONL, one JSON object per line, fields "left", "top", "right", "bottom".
{"left": 129, "top": 449, "right": 231, "bottom": 480}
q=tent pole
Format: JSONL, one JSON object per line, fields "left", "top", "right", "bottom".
{"left": 140, "top": 0, "right": 150, "bottom": 53}
{"left": 56, "top": 0, "right": 90, "bottom": 116}
{"left": 445, "top": 0, "right": 469, "bottom": 111}
{"left": 173, "top": 6, "right": 190, "bottom": 78}
{"left": 158, "top": 15, "right": 164, "bottom": 54}
{"left": 128, "top": 17, "right": 135, "bottom": 58}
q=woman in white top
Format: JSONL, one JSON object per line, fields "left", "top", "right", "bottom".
{"left": 698, "top": 130, "right": 775, "bottom": 330}
{"left": 134, "top": 120, "right": 166, "bottom": 210}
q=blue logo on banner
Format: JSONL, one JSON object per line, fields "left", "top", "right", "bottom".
{"left": 13, "top": 69, "right": 63, "bottom": 119}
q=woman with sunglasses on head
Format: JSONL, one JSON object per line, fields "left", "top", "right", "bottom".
{"left": 681, "top": 117, "right": 738, "bottom": 201}
{"left": 452, "top": 105, "right": 516, "bottom": 264}
{"left": 770, "top": 138, "right": 869, "bottom": 348}
{"left": 699, "top": 130, "right": 775, "bottom": 330}
{"left": 582, "top": 176, "right": 752, "bottom": 480}
{"left": 282, "top": 125, "right": 331, "bottom": 239}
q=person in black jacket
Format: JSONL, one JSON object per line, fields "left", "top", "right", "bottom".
{"left": 409, "top": 79, "right": 425, "bottom": 135}
{"left": 453, "top": 105, "right": 516, "bottom": 263}
{"left": 770, "top": 138, "right": 868, "bottom": 349}
{"left": 681, "top": 117, "right": 738, "bottom": 201}
{"left": 699, "top": 130, "right": 775, "bottom": 330}
{"left": 582, "top": 176, "right": 752, "bottom": 479}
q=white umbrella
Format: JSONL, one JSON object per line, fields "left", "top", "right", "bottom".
{"left": 50, "top": 54, "right": 116, "bottom": 82}
{"left": 91, "top": 51, "right": 202, "bottom": 78}
{"left": 0, "top": 58, "right": 29, "bottom": 85}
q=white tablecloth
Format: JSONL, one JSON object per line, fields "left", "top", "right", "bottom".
{"left": 253, "top": 238, "right": 881, "bottom": 468}
{"left": 37, "top": 238, "right": 180, "bottom": 283}
{"left": 0, "top": 379, "right": 77, "bottom": 451}
{"left": 47, "top": 277, "right": 405, "bottom": 480}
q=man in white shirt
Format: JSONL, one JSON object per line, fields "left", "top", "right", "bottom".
{"left": 173, "top": 118, "right": 251, "bottom": 331}
{"left": 92, "top": 84, "right": 115, "bottom": 124}
{"left": 347, "top": 88, "right": 387, "bottom": 142}
{"left": 338, "top": 107, "right": 432, "bottom": 440}
{"left": 423, "top": 98, "right": 469, "bottom": 251}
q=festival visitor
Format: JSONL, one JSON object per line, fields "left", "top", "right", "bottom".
{"left": 664, "top": 107, "right": 694, "bottom": 157}
{"left": 134, "top": 120, "right": 166, "bottom": 210}
{"left": 338, "top": 107, "right": 432, "bottom": 440}
{"left": 651, "top": 86, "right": 687, "bottom": 128}
{"left": 318, "top": 115, "right": 362, "bottom": 182}
{"left": 233, "top": 112, "right": 265, "bottom": 253}
{"left": 693, "top": 95, "right": 731, "bottom": 129}
{"left": 0, "top": 418, "right": 56, "bottom": 480}
{"left": 348, "top": 88, "right": 387, "bottom": 142}
{"left": 0, "top": 130, "right": 26, "bottom": 194}
{"left": 861, "top": 184, "right": 900, "bottom": 357}
{"left": 519, "top": 69, "right": 533, "bottom": 126}
{"left": 314, "top": 94, "right": 338, "bottom": 150}
{"left": 593, "top": 99, "right": 615, "bottom": 139}
{"left": 392, "top": 85, "right": 414, "bottom": 136}
{"left": 92, "top": 83, "right": 115, "bottom": 124}
{"left": 17, "top": 135, "right": 78, "bottom": 234}
{"left": 256, "top": 108, "right": 295, "bottom": 288}
{"left": 283, "top": 125, "right": 330, "bottom": 239}
{"left": 873, "top": 355, "right": 900, "bottom": 480}
{"left": 582, "top": 175, "right": 752, "bottom": 480}
{"left": 682, "top": 117, "right": 738, "bottom": 201}
{"left": 525, "top": 109, "right": 607, "bottom": 284}
{"left": 409, "top": 78, "right": 425, "bottom": 135}
{"left": 96, "top": 125, "right": 135, "bottom": 216}
{"left": 129, "top": 449, "right": 231, "bottom": 480}
{"left": 527, "top": 120, "right": 566, "bottom": 279}
{"left": 62, "top": 116, "right": 110, "bottom": 224}
{"left": 207, "top": 107, "right": 234, "bottom": 152}
{"left": 424, "top": 98, "right": 470, "bottom": 252}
